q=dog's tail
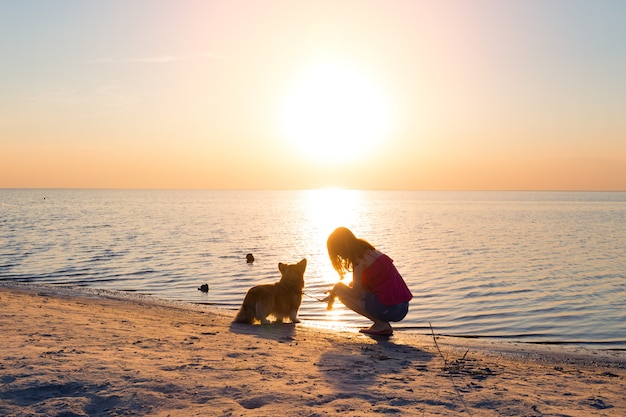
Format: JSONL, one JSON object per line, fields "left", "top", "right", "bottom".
{"left": 232, "top": 303, "right": 255, "bottom": 324}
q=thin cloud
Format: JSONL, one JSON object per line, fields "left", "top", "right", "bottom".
{"left": 84, "top": 53, "right": 226, "bottom": 64}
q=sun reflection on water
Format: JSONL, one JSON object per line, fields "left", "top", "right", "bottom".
{"left": 304, "top": 188, "right": 363, "bottom": 231}
{"left": 299, "top": 188, "right": 369, "bottom": 325}
{"left": 303, "top": 187, "right": 364, "bottom": 283}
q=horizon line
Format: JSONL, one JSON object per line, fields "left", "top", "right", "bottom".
{"left": 1, "top": 187, "right": 625, "bottom": 193}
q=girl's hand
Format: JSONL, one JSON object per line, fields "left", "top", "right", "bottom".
{"left": 322, "top": 289, "right": 336, "bottom": 310}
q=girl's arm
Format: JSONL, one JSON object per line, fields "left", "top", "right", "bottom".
{"left": 351, "top": 260, "right": 364, "bottom": 293}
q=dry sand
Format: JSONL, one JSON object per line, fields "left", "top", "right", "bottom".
{"left": 1, "top": 283, "right": 624, "bottom": 417}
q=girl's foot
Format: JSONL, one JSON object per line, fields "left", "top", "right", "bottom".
{"left": 359, "top": 323, "right": 393, "bottom": 336}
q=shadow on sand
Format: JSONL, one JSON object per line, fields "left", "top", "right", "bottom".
{"left": 315, "top": 335, "right": 435, "bottom": 390}
{"left": 229, "top": 321, "right": 298, "bottom": 342}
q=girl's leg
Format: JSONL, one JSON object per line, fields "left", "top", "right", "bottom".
{"left": 331, "top": 283, "right": 391, "bottom": 332}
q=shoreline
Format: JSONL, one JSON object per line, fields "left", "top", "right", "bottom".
{"left": 1, "top": 282, "right": 624, "bottom": 416}
{"left": 4, "top": 281, "right": 624, "bottom": 352}
{"left": 3, "top": 281, "right": 624, "bottom": 353}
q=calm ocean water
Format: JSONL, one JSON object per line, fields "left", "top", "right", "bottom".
{"left": 1, "top": 189, "right": 625, "bottom": 349}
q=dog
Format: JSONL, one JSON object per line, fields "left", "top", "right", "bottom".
{"left": 233, "top": 258, "right": 306, "bottom": 324}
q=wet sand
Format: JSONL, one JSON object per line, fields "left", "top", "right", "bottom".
{"left": 1, "top": 283, "right": 624, "bottom": 416}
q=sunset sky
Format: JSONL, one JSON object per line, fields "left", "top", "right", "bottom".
{"left": 2, "top": 0, "right": 625, "bottom": 190}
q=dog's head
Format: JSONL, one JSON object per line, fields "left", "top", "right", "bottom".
{"left": 278, "top": 258, "right": 307, "bottom": 290}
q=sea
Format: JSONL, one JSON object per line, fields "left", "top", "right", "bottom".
{"left": 1, "top": 189, "right": 625, "bottom": 350}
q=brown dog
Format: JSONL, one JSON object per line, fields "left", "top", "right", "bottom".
{"left": 233, "top": 258, "right": 306, "bottom": 324}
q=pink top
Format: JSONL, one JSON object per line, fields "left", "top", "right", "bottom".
{"left": 361, "top": 254, "right": 413, "bottom": 305}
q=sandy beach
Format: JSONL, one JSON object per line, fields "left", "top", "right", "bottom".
{"left": 1, "top": 283, "right": 624, "bottom": 416}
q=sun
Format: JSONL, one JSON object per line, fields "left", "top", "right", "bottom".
{"left": 279, "top": 62, "right": 392, "bottom": 164}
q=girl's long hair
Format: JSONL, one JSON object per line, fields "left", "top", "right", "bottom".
{"left": 327, "top": 227, "right": 375, "bottom": 278}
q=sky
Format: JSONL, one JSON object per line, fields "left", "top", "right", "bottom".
{"left": 1, "top": 0, "right": 625, "bottom": 190}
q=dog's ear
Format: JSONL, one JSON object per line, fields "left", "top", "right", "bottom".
{"left": 278, "top": 262, "right": 285, "bottom": 273}
{"left": 298, "top": 258, "right": 307, "bottom": 270}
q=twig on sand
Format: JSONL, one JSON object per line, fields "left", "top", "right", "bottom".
{"left": 429, "top": 322, "right": 472, "bottom": 372}
{"left": 429, "top": 321, "right": 472, "bottom": 417}
{"left": 429, "top": 321, "right": 449, "bottom": 368}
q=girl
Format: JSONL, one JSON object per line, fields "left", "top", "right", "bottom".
{"left": 325, "top": 227, "right": 413, "bottom": 336}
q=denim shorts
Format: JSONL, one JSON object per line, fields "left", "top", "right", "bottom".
{"left": 363, "top": 292, "right": 409, "bottom": 322}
